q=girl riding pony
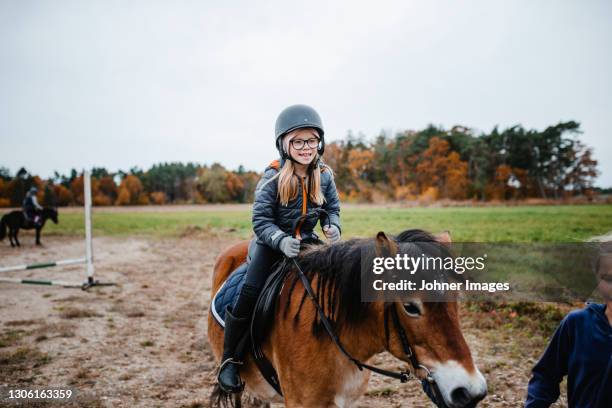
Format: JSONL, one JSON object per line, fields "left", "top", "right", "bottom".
{"left": 217, "top": 104, "right": 342, "bottom": 393}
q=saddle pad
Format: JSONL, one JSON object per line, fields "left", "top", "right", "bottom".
{"left": 211, "top": 262, "right": 248, "bottom": 327}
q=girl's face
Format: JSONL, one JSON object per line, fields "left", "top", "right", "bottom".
{"left": 287, "top": 129, "right": 320, "bottom": 166}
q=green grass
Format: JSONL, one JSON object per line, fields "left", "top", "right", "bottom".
{"left": 40, "top": 204, "right": 611, "bottom": 242}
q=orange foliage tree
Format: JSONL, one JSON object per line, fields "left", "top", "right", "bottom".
{"left": 0, "top": 179, "right": 9, "bottom": 207}
{"left": 116, "top": 175, "right": 145, "bottom": 205}
{"left": 415, "top": 137, "right": 470, "bottom": 199}
{"left": 53, "top": 185, "right": 73, "bottom": 206}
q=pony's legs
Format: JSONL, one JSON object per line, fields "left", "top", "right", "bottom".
{"left": 8, "top": 228, "right": 15, "bottom": 247}
{"left": 13, "top": 229, "right": 20, "bottom": 247}
{"left": 35, "top": 228, "right": 41, "bottom": 245}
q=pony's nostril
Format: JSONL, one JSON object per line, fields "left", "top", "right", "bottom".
{"left": 451, "top": 387, "right": 471, "bottom": 406}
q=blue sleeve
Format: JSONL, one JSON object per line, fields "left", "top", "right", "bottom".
{"left": 320, "top": 171, "right": 341, "bottom": 233}
{"left": 252, "top": 169, "right": 288, "bottom": 250}
{"left": 525, "top": 317, "right": 571, "bottom": 407}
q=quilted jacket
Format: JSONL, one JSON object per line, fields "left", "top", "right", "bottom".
{"left": 252, "top": 159, "right": 341, "bottom": 250}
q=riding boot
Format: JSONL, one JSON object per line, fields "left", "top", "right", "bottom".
{"left": 217, "top": 284, "right": 261, "bottom": 393}
{"left": 217, "top": 306, "right": 250, "bottom": 393}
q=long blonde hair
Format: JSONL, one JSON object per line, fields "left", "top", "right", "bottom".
{"left": 278, "top": 129, "right": 326, "bottom": 206}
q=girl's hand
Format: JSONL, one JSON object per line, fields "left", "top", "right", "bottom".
{"left": 279, "top": 236, "right": 301, "bottom": 258}
{"left": 323, "top": 225, "right": 340, "bottom": 243}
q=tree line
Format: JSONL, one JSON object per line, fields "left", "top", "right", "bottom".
{"left": 326, "top": 121, "right": 599, "bottom": 201}
{"left": 0, "top": 163, "right": 261, "bottom": 207}
{"left": 0, "top": 121, "right": 600, "bottom": 207}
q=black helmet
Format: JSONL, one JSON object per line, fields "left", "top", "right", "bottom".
{"left": 274, "top": 104, "right": 325, "bottom": 159}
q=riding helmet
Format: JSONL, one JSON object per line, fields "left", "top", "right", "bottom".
{"left": 274, "top": 104, "right": 325, "bottom": 159}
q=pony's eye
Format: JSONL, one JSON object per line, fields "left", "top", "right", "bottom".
{"left": 403, "top": 302, "right": 421, "bottom": 316}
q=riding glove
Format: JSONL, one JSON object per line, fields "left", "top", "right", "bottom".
{"left": 279, "top": 236, "right": 301, "bottom": 258}
{"left": 323, "top": 225, "right": 341, "bottom": 243}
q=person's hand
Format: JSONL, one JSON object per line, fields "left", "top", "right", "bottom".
{"left": 323, "top": 225, "right": 340, "bottom": 243}
{"left": 279, "top": 236, "right": 301, "bottom": 258}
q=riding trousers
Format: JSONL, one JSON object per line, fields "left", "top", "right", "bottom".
{"left": 232, "top": 241, "right": 282, "bottom": 317}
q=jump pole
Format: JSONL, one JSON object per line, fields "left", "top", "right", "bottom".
{"left": 0, "top": 258, "right": 87, "bottom": 273}
{"left": 0, "top": 170, "right": 115, "bottom": 290}
{"left": 82, "top": 168, "right": 96, "bottom": 289}
{"left": 0, "top": 277, "right": 84, "bottom": 288}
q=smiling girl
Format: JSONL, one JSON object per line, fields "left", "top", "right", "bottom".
{"left": 217, "top": 104, "right": 342, "bottom": 393}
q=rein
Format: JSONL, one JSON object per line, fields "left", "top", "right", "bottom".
{"left": 288, "top": 208, "right": 429, "bottom": 383}
{"left": 291, "top": 257, "right": 413, "bottom": 382}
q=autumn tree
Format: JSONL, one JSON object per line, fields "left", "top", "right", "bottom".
{"left": 0, "top": 178, "right": 9, "bottom": 207}
{"left": 53, "top": 184, "right": 73, "bottom": 206}
{"left": 415, "top": 137, "right": 470, "bottom": 200}
{"left": 563, "top": 141, "right": 598, "bottom": 196}
{"left": 116, "top": 175, "right": 145, "bottom": 205}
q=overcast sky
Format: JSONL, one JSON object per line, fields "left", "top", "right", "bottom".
{"left": 1, "top": 0, "right": 611, "bottom": 186}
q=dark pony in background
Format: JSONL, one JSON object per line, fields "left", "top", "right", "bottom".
{"left": 0, "top": 207, "right": 58, "bottom": 247}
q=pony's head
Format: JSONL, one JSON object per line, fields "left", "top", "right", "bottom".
{"left": 284, "top": 229, "right": 486, "bottom": 408}
{"left": 43, "top": 207, "right": 59, "bottom": 224}
{"left": 375, "top": 230, "right": 487, "bottom": 408}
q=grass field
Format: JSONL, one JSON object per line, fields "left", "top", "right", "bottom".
{"left": 39, "top": 204, "right": 612, "bottom": 242}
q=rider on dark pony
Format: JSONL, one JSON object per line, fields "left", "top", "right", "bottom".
{"left": 217, "top": 104, "right": 342, "bottom": 394}
{"left": 23, "top": 187, "right": 43, "bottom": 226}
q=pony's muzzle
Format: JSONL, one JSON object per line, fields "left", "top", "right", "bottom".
{"left": 431, "top": 361, "right": 487, "bottom": 408}
{"left": 450, "top": 385, "right": 486, "bottom": 407}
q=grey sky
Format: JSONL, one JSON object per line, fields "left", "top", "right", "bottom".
{"left": 1, "top": 0, "right": 611, "bottom": 186}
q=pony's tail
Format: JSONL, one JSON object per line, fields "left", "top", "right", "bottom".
{"left": 0, "top": 216, "right": 6, "bottom": 241}
{"left": 209, "top": 383, "right": 242, "bottom": 408}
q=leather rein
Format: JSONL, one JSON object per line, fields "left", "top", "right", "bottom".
{"left": 290, "top": 255, "right": 432, "bottom": 384}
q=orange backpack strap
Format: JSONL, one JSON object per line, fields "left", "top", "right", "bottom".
{"left": 268, "top": 159, "right": 280, "bottom": 170}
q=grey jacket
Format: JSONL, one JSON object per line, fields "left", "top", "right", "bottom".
{"left": 252, "top": 160, "right": 341, "bottom": 250}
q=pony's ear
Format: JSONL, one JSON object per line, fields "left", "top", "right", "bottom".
{"left": 375, "top": 231, "right": 398, "bottom": 257}
{"left": 435, "top": 230, "right": 452, "bottom": 246}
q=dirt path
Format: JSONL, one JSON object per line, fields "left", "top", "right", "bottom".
{"left": 0, "top": 233, "right": 567, "bottom": 407}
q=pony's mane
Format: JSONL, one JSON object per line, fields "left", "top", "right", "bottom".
{"left": 279, "top": 229, "right": 440, "bottom": 336}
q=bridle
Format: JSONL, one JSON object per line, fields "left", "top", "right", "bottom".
{"left": 287, "top": 210, "right": 447, "bottom": 406}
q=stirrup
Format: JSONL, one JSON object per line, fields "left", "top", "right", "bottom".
{"left": 217, "top": 358, "right": 245, "bottom": 393}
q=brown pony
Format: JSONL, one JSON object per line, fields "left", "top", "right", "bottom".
{"left": 207, "top": 229, "right": 487, "bottom": 407}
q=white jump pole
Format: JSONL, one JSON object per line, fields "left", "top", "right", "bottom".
{"left": 0, "top": 258, "right": 87, "bottom": 274}
{"left": 80, "top": 169, "right": 114, "bottom": 289}
{"left": 84, "top": 170, "right": 95, "bottom": 285}
{"left": 0, "top": 277, "right": 84, "bottom": 288}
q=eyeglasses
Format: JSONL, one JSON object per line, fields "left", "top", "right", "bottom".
{"left": 290, "top": 138, "right": 320, "bottom": 150}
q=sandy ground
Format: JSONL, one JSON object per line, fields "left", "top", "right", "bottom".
{"left": 0, "top": 232, "right": 568, "bottom": 407}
